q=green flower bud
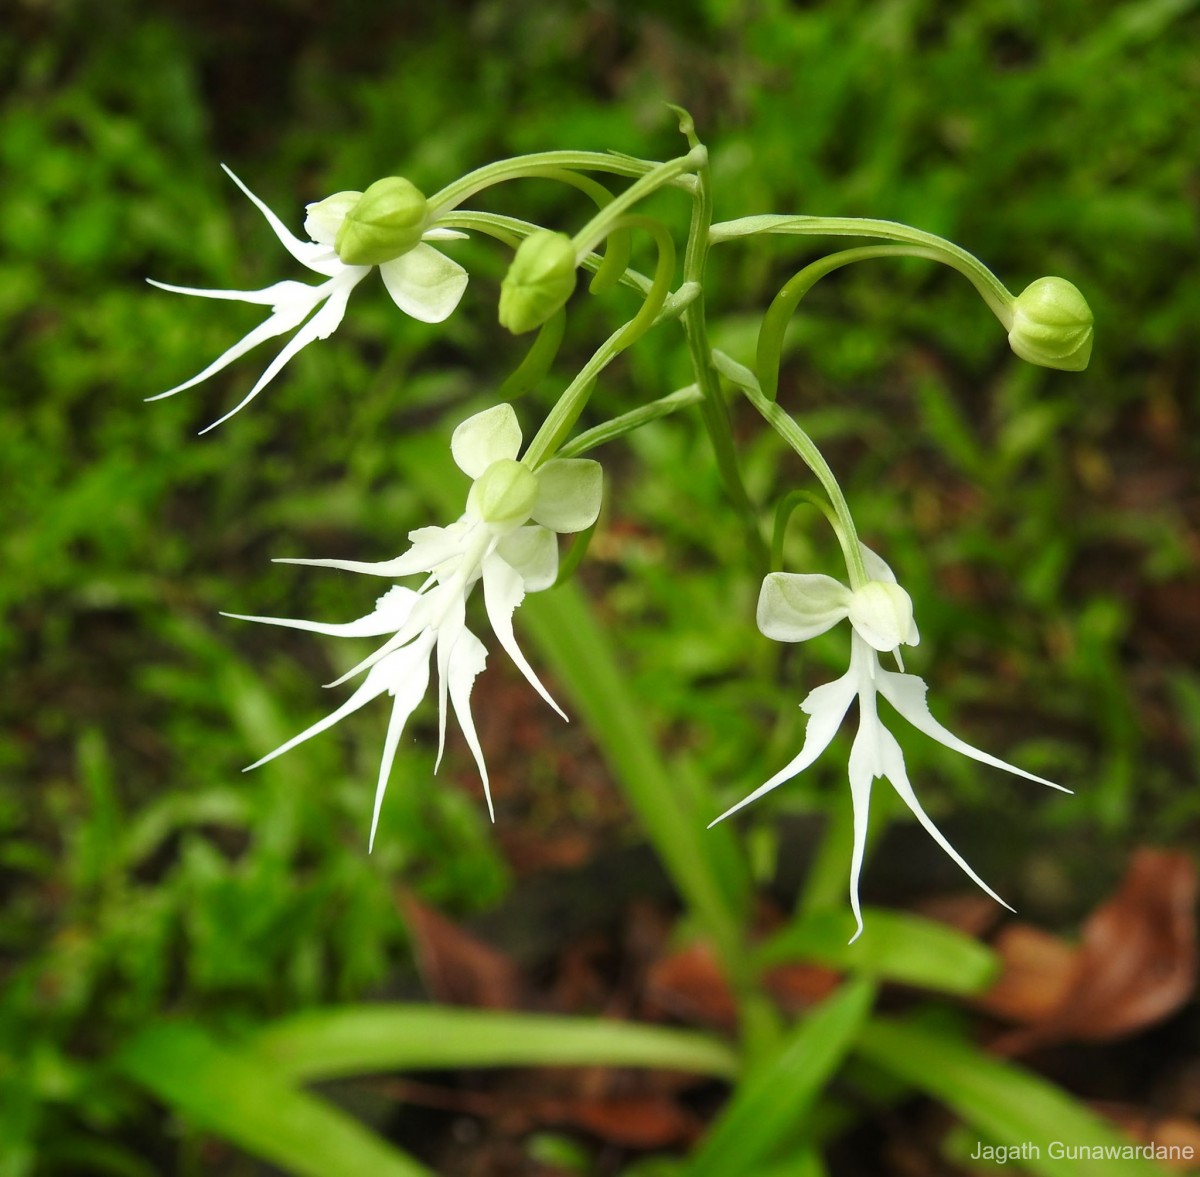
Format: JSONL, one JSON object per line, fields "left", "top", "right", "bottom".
{"left": 467, "top": 459, "right": 540, "bottom": 531}
{"left": 847, "top": 581, "right": 919, "bottom": 653}
{"left": 1007, "top": 277, "right": 1094, "bottom": 372}
{"left": 334, "top": 177, "right": 429, "bottom": 267}
{"left": 498, "top": 230, "right": 577, "bottom": 335}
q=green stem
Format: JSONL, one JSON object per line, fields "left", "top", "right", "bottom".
{"left": 555, "top": 384, "right": 704, "bottom": 458}
{"left": 710, "top": 214, "right": 1015, "bottom": 326}
{"left": 427, "top": 150, "right": 670, "bottom": 217}
{"left": 715, "top": 352, "right": 867, "bottom": 588}
{"left": 512, "top": 168, "right": 633, "bottom": 291}
{"left": 606, "top": 215, "right": 676, "bottom": 352}
{"left": 520, "top": 220, "right": 679, "bottom": 469}
{"left": 758, "top": 244, "right": 939, "bottom": 402}
{"left": 570, "top": 147, "right": 705, "bottom": 258}
{"left": 677, "top": 130, "right": 769, "bottom": 576}
{"left": 770, "top": 489, "right": 845, "bottom": 573}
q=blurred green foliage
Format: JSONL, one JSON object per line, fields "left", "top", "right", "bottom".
{"left": 2, "top": 0, "right": 1198, "bottom": 1172}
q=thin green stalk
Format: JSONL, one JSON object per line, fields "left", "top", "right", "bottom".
{"left": 675, "top": 118, "right": 769, "bottom": 576}
{"left": 521, "top": 232, "right": 680, "bottom": 470}
{"left": 556, "top": 383, "right": 704, "bottom": 458}
{"left": 757, "top": 244, "right": 940, "bottom": 402}
{"left": 570, "top": 147, "right": 705, "bottom": 257}
{"left": 710, "top": 214, "right": 1014, "bottom": 325}
{"left": 712, "top": 350, "right": 867, "bottom": 589}
{"left": 607, "top": 214, "right": 676, "bottom": 351}
{"left": 427, "top": 149, "right": 669, "bottom": 217}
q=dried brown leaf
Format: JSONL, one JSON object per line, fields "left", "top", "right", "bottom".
{"left": 398, "top": 890, "right": 523, "bottom": 1010}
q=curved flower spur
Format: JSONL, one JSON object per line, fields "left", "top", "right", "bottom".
{"left": 224, "top": 404, "right": 602, "bottom": 847}
{"left": 148, "top": 168, "right": 469, "bottom": 432}
{"left": 711, "top": 546, "right": 1071, "bottom": 941}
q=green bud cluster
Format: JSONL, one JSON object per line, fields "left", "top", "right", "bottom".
{"left": 498, "top": 230, "right": 578, "bottom": 335}
{"left": 1007, "top": 276, "right": 1094, "bottom": 372}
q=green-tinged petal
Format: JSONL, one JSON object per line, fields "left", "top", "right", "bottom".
{"left": 847, "top": 581, "right": 919, "bottom": 652}
{"left": 304, "top": 191, "right": 361, "bottom": 246}
{"left": 858, "top": 543, "right": 896, "bottom": 584}
{"left": 451, "top": 404, "right": 522, "bottom": 479}
{"left": 756, "top": 572, "right": 852, "bottom": 643}
{"left": 378, "top": 242, "right": 468, "bottom": 323}
{"left": 530, "top": 458, "right": 603, "bottom": 534}
{"left": 496, "top": 526, "right": 558, "bottom": 592}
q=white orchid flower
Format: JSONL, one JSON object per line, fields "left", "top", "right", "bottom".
{"left": 712, "top": 545, "right": 1070, "bottom": 941}
{"left": 149, "top": 166, "right": 469, "bottom": 432}
{"left": 225, "top": 404, "right": 602, "bottom": 847}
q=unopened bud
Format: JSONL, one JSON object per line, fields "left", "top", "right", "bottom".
{"left": 847, "top": 581, "right": 919, "bottom": 653}
{"left": 467, "top": 459, "right": 539, "bottom": 531}
{"left": 1007, "top": 277, "right": 1093, "bottom": 372}
{"left": 498, "top": 230, "right": 577, "bottom": 335}
{"left": 334, "top": 177, "right": 428, "bottom": 266}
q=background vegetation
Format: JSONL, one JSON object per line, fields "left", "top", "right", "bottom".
{"left": 2, "top": 0, "right": 1198, "bottom": 1173}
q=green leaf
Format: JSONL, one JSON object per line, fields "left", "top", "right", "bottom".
{"left": 116, "top": 1022, "right": 432, "bottom": 1177}
{"left": 859, "top": 1019, "right": 1173, "bottom": 1177}
{"left": 684, "top": 978, "right": 875, "bottom": 1177}
{"left": 250, "top": 1006, "right": 739, "bottom": 1083}
{"left": 755, "top": 907, "right": 999, "bottom": 996}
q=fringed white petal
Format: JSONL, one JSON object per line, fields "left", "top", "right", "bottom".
{"left": 197, "top": 269, "right": 365, "bottom": 433}
{"left": 244, "top": 655, "right": 394, "bottom": 770}
{"left": 147, "top": 283, "right": 323, "bottom": 402}
{"left": 432, "top": 591, "right": 466, "bottom": 772}
{"left": 874, "top": 720, "right": 1014, "bottom": 913}
{"left": 482, "top": 550, "right": 565, "bottom": 719}
{"left": 221, "top": 164, "right": 344, "bottom": 277}
{"left": 446, "top": 627, "right": 492, "bottom": 819}
{"left": 876, "top": 667, "right": 1068, "bottom": 792}
{"left": 709, "top": 667, "right": 857, "bottom": 827}
{"left": 222, "top": 586, "right": 418, "bottom": 638}
{"left": 845, "top": 714, "right": 879, "bottom": 945}
{"left": 367, "top": 633, "right": 435, "bottom": 852}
